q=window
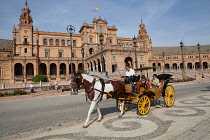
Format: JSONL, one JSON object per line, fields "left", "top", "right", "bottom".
{"left": 43, "top": 39, "right": 47, "bottom": 45}
{"left": 23, "top": 38, "right": 28, "bottom": 45}
{"left": 45, "top": 49, "right": 50, "bottom": 57}
{"left": 24, "top": 48, "right": 27, "bottom": 53}
{"left": 59, "top": 52, "right": 63, "bottom": 57}
{"left": 67, "top": 40, "right": 70, "bottom": 46}
{"left": 56, "top": 39, "right": 59, "bottom": 46}
{"left": 112, "top": 55, "right": 116, "bottom": 61}
{"left": 112, "top": 65, "right": 117, "bottom": 73}
{"left": 72, "top": 52, "right": 75, "bottom": 57}
{"left": 110, "top": 39, "right": 112, "bottom": 44}
{"left": 61, "top": 40, "right": 65, "bottom": 46}
{"left": 90, "top": 38, "right": 93, "bottom": 43}
{"left": 58, "top": 49, "right": 63, "bottom": 57}
{"left": 49, "top": 39, "right": 54, "bottom": 45}
{"left": 73, "top": 40, "right": 76, "bottom": 46}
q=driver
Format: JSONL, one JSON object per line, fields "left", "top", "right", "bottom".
{"left": 125, "top": 65, "right": 135, "bottom": 76}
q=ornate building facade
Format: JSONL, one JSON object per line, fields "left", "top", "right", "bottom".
{"left": 0, "top": 1, "right": 209, "bottom": 84}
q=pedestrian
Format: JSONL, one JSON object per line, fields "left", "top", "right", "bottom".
{"left": 30, "top": 83, "right": 35, "bottom": 97}
{"left": 202, "top": 74, "right": 205, "bottom": 83}
{"left": 55, "top": 84, "right": 59, "bottom": 93}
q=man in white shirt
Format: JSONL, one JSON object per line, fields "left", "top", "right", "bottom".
{"left": 125, "top": 65, "right": 135, "bottom": 76}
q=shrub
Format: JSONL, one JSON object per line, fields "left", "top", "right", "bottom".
{"left": 49, "top": 84, "right": 55, "bottom": 90}
{"left": 62, "top": 87, "right": 71, "bottom": 91}
{"left": 32, "top": 74, "right": 49, "bottom": 82}
{"left": 13, "top": 89, "right": 28, "bottom": 95}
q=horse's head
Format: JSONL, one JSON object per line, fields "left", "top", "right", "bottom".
{"left": 72, "top": 73, "right": 83, "bottom": 89}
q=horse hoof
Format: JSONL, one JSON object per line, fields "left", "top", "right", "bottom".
{"left": 96, "top": 120, "right": 101, "bottom": 122}
{"left": 118, "top": 115, "right": 122, "bottom": 118}
{"left": 82, "top": 125, "right": 88, "bottom": 128}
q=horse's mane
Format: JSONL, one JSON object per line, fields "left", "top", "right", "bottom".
{"left": 82, "top": 74, "right": 99, "bottom": 82}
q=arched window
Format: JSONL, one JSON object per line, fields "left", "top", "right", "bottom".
{"left": 110, "top": 39, "right": 112, "bottom": 43}
{"left": 43, "top": 39, "right": 47, "bottom": 45}
{"left": 89, "top": 48, "right": 94, "bottom": 55}
{"left": 61, "top": 40, "right": 65, "bottom": 46}
{"left": 56, "top": 39, "right": 59, "bottom": 46}
{"left": 67, "top": 40, "right": 70, "bottom": 46}
{"left": 49, "top": 39, "right": 54, "bottom": 45}
{"left": 73, "top": 40, "right": 76, "bottom": 46}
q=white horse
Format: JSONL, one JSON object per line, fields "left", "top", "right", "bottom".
{"left": 74, "top": 74, "right": 125, "bottom": 128}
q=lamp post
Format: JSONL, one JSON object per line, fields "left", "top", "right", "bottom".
{"left": 197, "top": 42, "right": 202, "bottom": 73}
{"left": 67, "top": 25, "right": 75, "bottom": 95}
{"left": 22, "top": 66, "right": 24, "bottom": 84}
{"left": 180, "top": 41, "right": 185, "bottom": 80}
{"left": 162, "top": 51, "right": 165, "bottom": 74}
{"left": 81, "top": 48, "right": 84, "bottom": 71}
{"left": 133, "top": 35, "right": 138, "bottom": 69}
{"left": 99, "top": 33, "right": 104, "bottom": 72}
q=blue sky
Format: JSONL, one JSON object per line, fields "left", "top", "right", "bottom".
{"left": 0, "top": 0, "right": 210, "bottom": 47}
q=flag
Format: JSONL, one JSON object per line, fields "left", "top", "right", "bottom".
{"left": 93, "top": 8, "right": 99, "bottom": 12}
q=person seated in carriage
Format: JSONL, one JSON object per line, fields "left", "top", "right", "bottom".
{"left": 150, "top": 74, "right": 160, "bottom": 88}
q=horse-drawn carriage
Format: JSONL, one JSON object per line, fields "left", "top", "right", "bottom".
{"left": 73, "top": 66, "right": 176, "bottom": 128}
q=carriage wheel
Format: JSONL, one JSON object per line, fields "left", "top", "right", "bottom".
{"left": 116, "top": 99, "right": 130, "bottom": 112}
{"left": 137, "top": 95, "right": 151, "bottom": 115}
{"left": 164, "top": 85, "right": 176, "bottom": 107}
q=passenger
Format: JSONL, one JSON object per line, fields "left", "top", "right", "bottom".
{"left": 151, "top": 74, "right": 160, "bottom": 88}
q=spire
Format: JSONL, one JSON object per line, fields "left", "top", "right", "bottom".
{"left": 25, "top": 0, "right": 28, "bottom": 6}
{"left": 13, "top": 24, "right": 16, "bottom": 30}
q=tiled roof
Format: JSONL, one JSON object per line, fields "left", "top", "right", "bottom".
{"left": 153, "top": 45, "right": 210, "bottom": 55}
{"left": 0, "top": 39, "right": 13, "bottom": 50}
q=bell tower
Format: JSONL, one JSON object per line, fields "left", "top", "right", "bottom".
{"left": 13, "top": 0, "right": 35, "bottom": 57}
{"left": 138, "top": 19, "right": 149, "bottom": 39}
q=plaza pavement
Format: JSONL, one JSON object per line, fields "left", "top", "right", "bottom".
{"left": 1, "top": 79, "right": 210, "bottom": 140}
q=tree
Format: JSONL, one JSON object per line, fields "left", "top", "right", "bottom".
{"left": 32, "top": 74, "right": 49, "bottom": 82}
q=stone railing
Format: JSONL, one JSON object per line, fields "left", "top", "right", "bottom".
{"left": 0, "top": 81, "right": 71, "bottom": 90}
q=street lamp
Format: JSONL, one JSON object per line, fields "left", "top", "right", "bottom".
{"left": 81, "top": 48, "right": 84, "bottom": 71}
{"left": 162, "top": 51, "right": 165, "bottom": 74}
{"left": 180, "top": 40, "right": 185, "bottom": 80}
{"left": 99, "top": 33, "right": 104, "bottom": 72}
{"left": 22, "top": 66, "right": 24, "bottom": 84}
{"left": 197, "top": 42, "right": 202, "bottom": 73}
{"left": 133, "top": 35, "right": 138, "bottom": 69}
{"left": 67, "top": 25, "right": 75, "bottom": 95}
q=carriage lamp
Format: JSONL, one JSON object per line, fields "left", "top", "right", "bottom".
{"left": 133, "top": 35, "right": 138, "bottom": 68}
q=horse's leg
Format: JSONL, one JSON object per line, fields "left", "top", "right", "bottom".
{"left": 96, "top": 103, "right": 102, "bottom": 122}
{"left": 118, "top": 100, "right": 125, "bottom": 118}
{"left": 83, "top": 100, "right": 97, "bottom": 128}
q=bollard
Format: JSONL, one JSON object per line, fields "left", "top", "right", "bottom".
{"left": 2, "top": 83, "right": 5, "bottom": 89}
{"left": 40, "top": 81, "right": 42, "bottom": 87}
